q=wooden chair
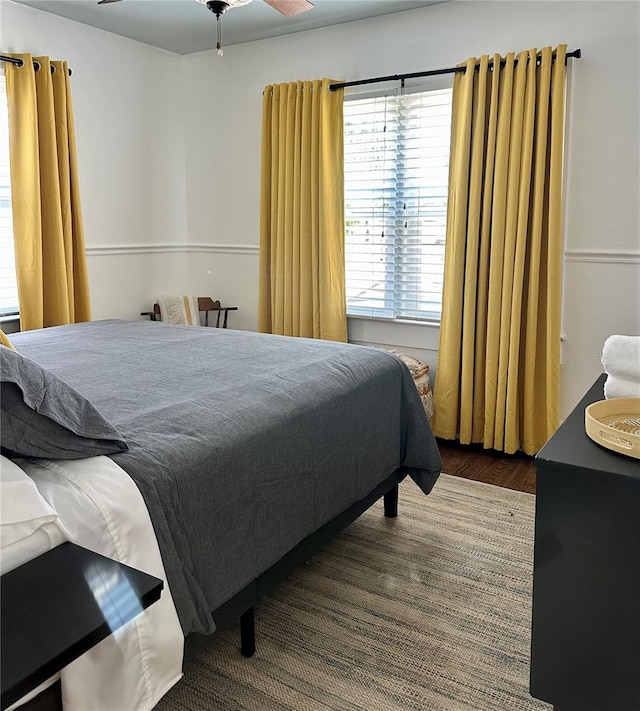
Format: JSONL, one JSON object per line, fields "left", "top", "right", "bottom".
{"left": 141, "top": 297, "right": 238, "bottom": 328}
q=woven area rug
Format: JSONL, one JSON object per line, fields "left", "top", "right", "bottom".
{"left": 156, "top": 474, "right": 551, "bottom": 711}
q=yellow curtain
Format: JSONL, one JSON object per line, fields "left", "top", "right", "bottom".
{"left": 5, "top": 53, "right": 91, "bottom": 332}
{"left": 259, "top": 78, "right": 347, "bottom": 342}
{"left": 432, "top": 45, "right": 567, "bottom": 455}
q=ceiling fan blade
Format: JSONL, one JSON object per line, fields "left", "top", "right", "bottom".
{"left": 97, "top": 0, "right": 123, "bottom": 4}
{"left": 263, "top": 0, "right": 314, "bottom": 17}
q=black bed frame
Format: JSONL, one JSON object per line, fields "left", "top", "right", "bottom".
{"left": 21, "top": 473, "right": 403, "bottom": 711}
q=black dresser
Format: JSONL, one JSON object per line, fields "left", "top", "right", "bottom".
{"left": 530, "top": 374, "right": 640, "bottom": 711}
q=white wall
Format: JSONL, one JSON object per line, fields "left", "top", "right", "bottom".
{"left": 182, "top": 0, "right": 640, "bottom": 417}
{"left": 2, "top": 0, "right": 639, "bottom": 417}
{"left": 1, "top": 0, "right": 190, "bottom": 320}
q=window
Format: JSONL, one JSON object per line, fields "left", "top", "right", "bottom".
{"left": 344, "top": 88, "right": 452, "bottom": 322}
{"left": 0, "top": 72, "right": 18, "bottom": 316}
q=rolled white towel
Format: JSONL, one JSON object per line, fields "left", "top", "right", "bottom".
{"left": 601, "top": 335, "right": 640, "bottom": 380}
{"left": 604, "top": 374, "right": 640, "bottom": 400}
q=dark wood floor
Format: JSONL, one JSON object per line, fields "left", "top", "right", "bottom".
{"left": 436, "top": 438, "right": 538, "bottom": 494}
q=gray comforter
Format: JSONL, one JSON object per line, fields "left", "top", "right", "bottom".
{"left": 12, "top": 320, "right": 441, "bottom": 635}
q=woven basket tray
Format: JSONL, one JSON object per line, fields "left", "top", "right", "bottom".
{"left": 584, "top": 398, "right": 640, "bottom": 459}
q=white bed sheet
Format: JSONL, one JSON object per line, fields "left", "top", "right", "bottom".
{"left": 9, "top": 455, "right": 184, "bottom": 711}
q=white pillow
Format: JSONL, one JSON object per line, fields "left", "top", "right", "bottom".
{"left": 0, "top": 455, "right": 68, "bottom": 574}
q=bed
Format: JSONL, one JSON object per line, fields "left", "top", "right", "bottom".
{"left": 1, "top": 319, "right": 442, "bottom": 710}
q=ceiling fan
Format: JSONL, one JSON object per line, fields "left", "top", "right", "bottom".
{"left": 97, "top": 0, "right": 314, "bottom": 55}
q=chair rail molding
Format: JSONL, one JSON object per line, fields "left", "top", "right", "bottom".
{"left": 188, "top": 244, "right": 260, "bottom": 256}
{"left": 86, "top": 243, "right": 260, "bottom": 257}
{"left": 86, "top": 244, "right": 188, "bottom": 256}
{"left": 86, "top": 245, "right": 638, "bottom": 263}
{"left": 564, "top": 248, "right": 640, "bottom": 264}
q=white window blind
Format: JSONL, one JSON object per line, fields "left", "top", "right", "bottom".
{"left": 344, "top": 88, "right": 452, "bottom": 322}
{"left": 0, "top": 73, "right": 18, "bottom": 315}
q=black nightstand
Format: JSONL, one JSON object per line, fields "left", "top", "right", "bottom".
{"left": 1, "top": 542, "right": 163, "bottom": 710}
{"left": 530, "top": 374, "right": 640, "bottom": 711}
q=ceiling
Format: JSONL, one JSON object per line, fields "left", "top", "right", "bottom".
{"left": 14, "top": 0, "right": 447, "bottom": 55}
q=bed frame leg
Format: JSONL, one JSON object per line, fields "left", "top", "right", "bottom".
{"left": 240, "top": 607, "right": 255, "bottom": 658}
{"left": 384, "top": 484, "right": 399, "bottom": 518}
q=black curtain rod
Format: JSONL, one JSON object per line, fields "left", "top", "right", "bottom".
{"left": 0, "top": 54, "right": 72, "bottom": 76}
{"left": 329, "top": 48, "right": 581, "bottom": 92}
